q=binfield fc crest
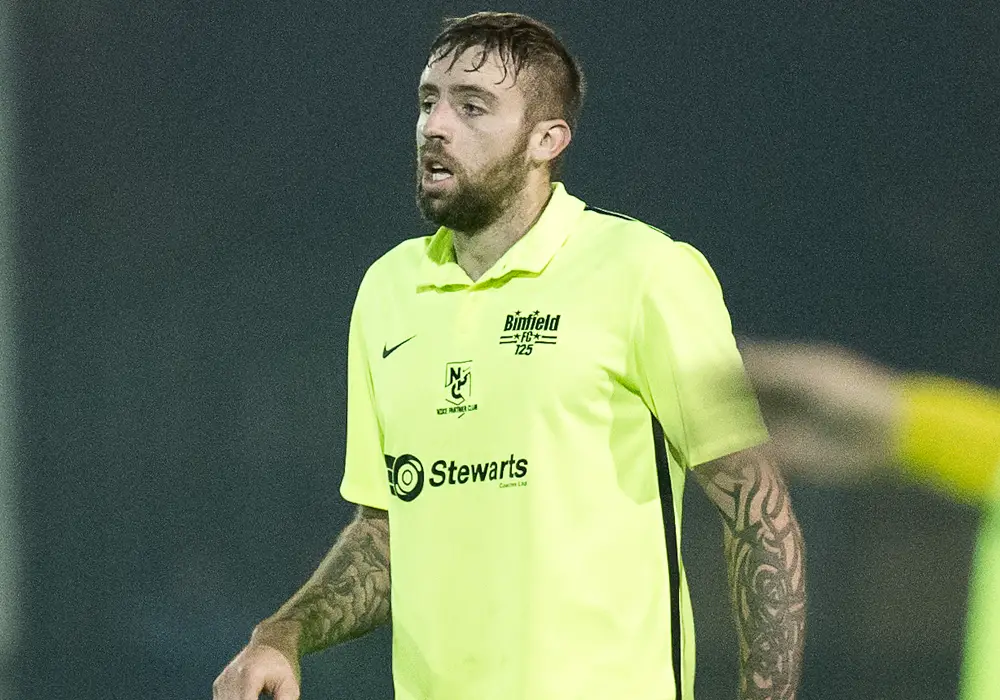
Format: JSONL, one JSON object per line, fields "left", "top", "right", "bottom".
{"left": 498, "top": 310, "right": 560, "bottom": 355}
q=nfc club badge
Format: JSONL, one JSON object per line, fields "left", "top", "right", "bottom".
{"left": 437, "top": 360, "right": 478, "bottom": 416}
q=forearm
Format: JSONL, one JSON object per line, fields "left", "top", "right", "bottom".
{"left": 697, "top": 449, "right": 806, "bottom": 700}
{"left": 724, "top": 498, "right": 806, "bottom": 699}
{"left": 253, "top": 506, "right": 391, "bottom": 659}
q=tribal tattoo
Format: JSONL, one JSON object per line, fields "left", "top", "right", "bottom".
{"left": 695, "top": 449, "right": 806, "bottom": 700}
{"left": 264, "top": 506, "right": 391, "bottom": 656}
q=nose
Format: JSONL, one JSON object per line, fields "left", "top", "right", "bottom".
{"left": 419, "top": 101, "right": 452, "bottom": 143}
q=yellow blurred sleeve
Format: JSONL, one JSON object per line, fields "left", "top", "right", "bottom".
{"left": 892, "top": 375, "right": 1000, "bottom": 506}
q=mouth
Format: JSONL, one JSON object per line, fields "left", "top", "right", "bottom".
{"left": 427, "top": 165, "right": 453, "bottom": 181}
{"left": 421, "top": 159, "right": 455, "bottom": 189}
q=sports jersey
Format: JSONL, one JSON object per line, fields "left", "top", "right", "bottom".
{"left": 895, "top": 376, "right": 1000, "bottom": 700}
{"left": 340, "top": 182, "right": 767, "bottom": 700}
{"left": 960, "top": 467, "right": 1000, "bottom": 700}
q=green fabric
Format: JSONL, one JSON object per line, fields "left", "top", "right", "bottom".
{"left": 959, "top": 468, "right": 1000, "bottom": 700}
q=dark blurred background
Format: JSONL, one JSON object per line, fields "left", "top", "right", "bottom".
{"left": 4, "top": 1, "right": 998, "bottom": 698}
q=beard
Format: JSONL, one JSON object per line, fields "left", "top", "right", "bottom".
{"left": 416, "top": 135, "right": 532, "bottom": 233}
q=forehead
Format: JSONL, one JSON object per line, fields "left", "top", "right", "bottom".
{"left": 419, "top": 47, "right": 524, "bottom": 98}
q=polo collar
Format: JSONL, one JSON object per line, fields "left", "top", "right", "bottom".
{"left": 418, "top": 182, "right": 585, "bottom": 289}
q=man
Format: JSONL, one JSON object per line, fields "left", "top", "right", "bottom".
{"left": 740, "top": 340, "right": 1000, "bottom": 700}
{"left": 214, "top": 13, "right": 806, "bottom": 700}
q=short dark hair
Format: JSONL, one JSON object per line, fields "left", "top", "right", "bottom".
{"left": 427, "top": 12, "right": 586, "bottom": 133}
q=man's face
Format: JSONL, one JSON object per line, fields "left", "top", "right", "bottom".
{"left": 415, "top": 48, "right": 536, "bottom": 232}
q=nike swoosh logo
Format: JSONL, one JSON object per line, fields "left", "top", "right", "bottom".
{"left": 382, "top": 335, "right": 416, "bottom": 359}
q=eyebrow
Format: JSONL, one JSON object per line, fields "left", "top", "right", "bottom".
{"left": 418, "top": 83, "right": 499, "bottom": 105}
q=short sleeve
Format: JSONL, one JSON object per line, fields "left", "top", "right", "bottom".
{"left": 339, "top": 279, "right": 390, "bottom": 509}
{"left": 628, "top": 239, "right": 768, "bottom": 469}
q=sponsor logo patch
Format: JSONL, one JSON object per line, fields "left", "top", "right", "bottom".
{"left": 385, "top": 452, "right": 529, "bottom": 501}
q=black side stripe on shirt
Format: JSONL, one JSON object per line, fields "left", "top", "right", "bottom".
{"left": 583, "top": 205, "right": 670, "bottom": 237}
{"left": 583, "top": 204, "right": 635, "bottom": 221}
{"left": 651, "top": 414, "right": 684, "bottom": 699}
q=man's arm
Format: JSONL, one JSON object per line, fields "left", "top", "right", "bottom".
{"left": 255, "top": 505, "right": 391, "bottom": 658}
{"left": 213, "top": 505, "right": 390, "bottom": 700}
{"left": 740, "top": 339, "right": 1000, "bottom": 504}
{"left": 738, "top": 340, "right": 900, "bottom": 484}
{"left": 692, "top": 446, "right": 806, "bottom": 700}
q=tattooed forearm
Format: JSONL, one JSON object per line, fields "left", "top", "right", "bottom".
{"left": 695, "top": 449, "right": 806, "bottom": 700}
{"left": 255, "top": 506, "right": 391, "bottom": 658}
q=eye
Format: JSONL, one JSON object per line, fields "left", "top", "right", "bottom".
{"left": 461, "top": 103, "right": 486, "bottom": 117}
{"left": 419, "top": 98, "right": 436, "bottom": 113}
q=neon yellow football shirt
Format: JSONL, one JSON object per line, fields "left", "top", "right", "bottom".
{"left": 341, "top": 182, "right": 768, "bottom": 700}
{"left": 960, "top": 465, "right": 1000, "bottom": 700}
{"left": 896, "top": 376, "right": 1000, "bottom": 700}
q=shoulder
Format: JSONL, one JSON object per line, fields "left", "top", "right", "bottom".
{"left": 355, "top": 236, "right": 431, "bottom": 298}
{"left": 366, "top": 236, "right": 430, "bottom": 278}
{"left": 576, "top": 204, "right": 718, "bottom": 283}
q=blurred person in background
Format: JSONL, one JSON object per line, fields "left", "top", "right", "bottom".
{"left": 741, "top": 340, "right": 1000, "bottom": 700}
{"left": 214, "top": 11, "right": 806, "bottom": 700}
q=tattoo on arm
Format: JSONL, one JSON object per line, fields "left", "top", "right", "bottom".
{"left": 696, "top": 450, "right": 807, "bottom": 699}
{"left": 266, "top": 506, "right": 391, "bottom": 655}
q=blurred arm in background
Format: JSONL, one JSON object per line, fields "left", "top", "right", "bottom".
{"left": 739, "top": 340, "right": 1000, "bottom": 504}
{"left": 738, "top": 339, "right": 1000, "bottom": 700}
{"left": 212, "top": 505, "right": 390, "bottom": 700}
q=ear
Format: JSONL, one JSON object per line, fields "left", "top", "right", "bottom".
{"left": 527, "top": 119, "right": 572, "bottom": 166}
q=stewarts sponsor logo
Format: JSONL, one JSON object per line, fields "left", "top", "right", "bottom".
{"left": 384, "top": 453, "right": 424, "bottom": 502}
{"left": 499, "top": 310, "right": 560, "bottom": 355}
{"left": 385, "top": 453, "right": 529, "bottom": 501}
{"left": 438, "top": 360, "right": 478, "bottom": 416}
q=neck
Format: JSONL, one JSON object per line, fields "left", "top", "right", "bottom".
{"left": 452, "top": 175, "right": 553, "bottom": 282}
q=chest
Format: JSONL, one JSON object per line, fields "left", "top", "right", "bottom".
{"left": 368, "top": 275, "right": 634, "bottom": 431}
